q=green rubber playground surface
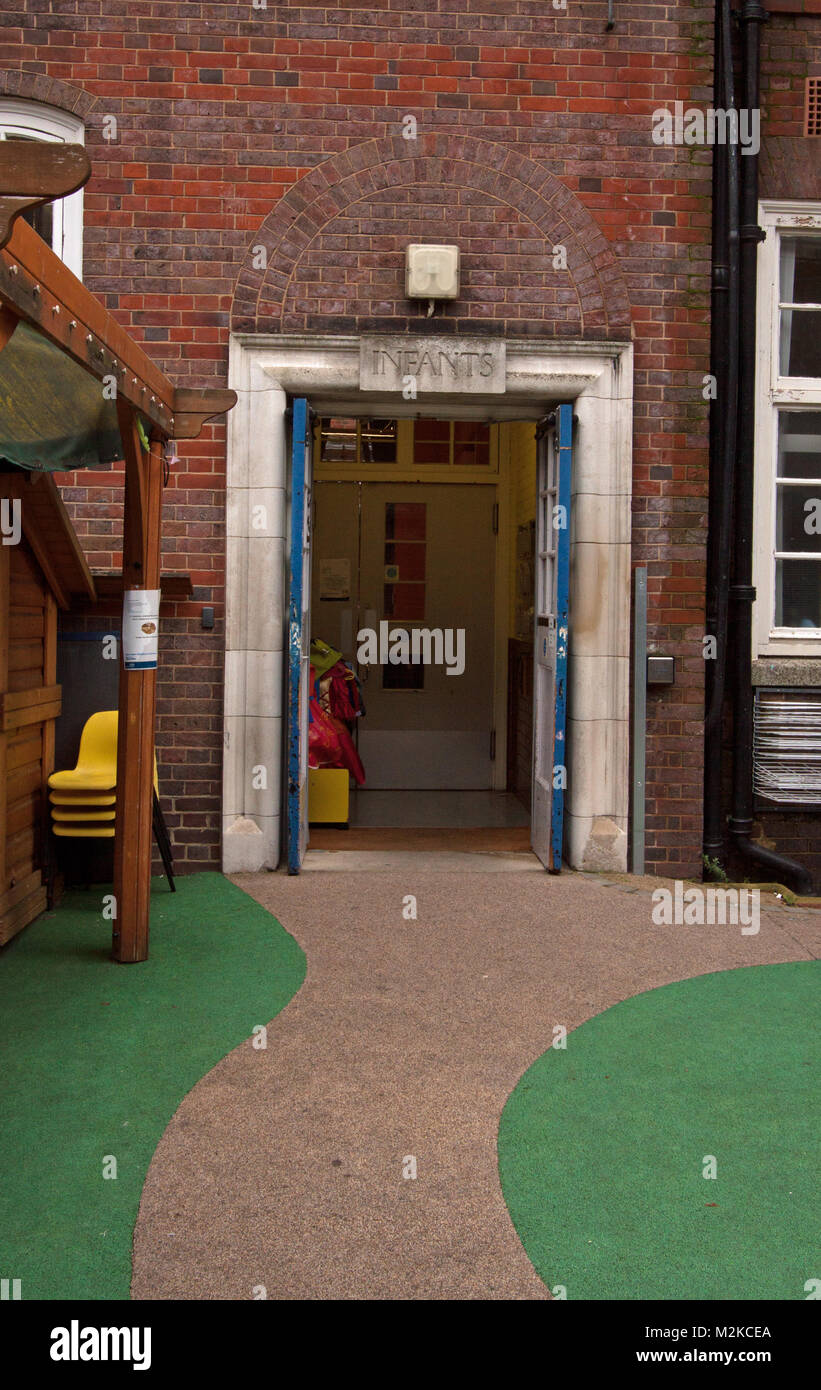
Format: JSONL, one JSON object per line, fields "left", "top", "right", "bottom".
{"left": 499, "top": 962, "right": 819, "bottom": 1300}
{"left": 0, "top": 872, "right": 305, "bottom": 1301}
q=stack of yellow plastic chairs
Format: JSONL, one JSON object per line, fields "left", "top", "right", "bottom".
{"left": 49, "top": 710, "right": 158, "bottom": 839}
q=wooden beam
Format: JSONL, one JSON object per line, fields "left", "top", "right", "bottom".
{"left": 0, "top": 143, "right": 91, "bottom": 253}
{"left": 0, "top": 470, "right": 96, "bottom": 605}
{"left": 172, "top": 388, "right": 237, "bottom": 440}
{"left": 85, "top": 573, "right": 193, "bottom": 602}
{"left": 0, "top": 218, "right": 175, "bottom": 435}
{"left": 116, "top": 398, "right": 146, "bottom": 588}
{"left": 19, "top": 509, "right": 68, "bottom": 610}
{"left": 112, "top": 413, "right": 163, "bottom": 964}
{"left": 0, "top": 141, "right": 90, "bottom": 199}
{"left": 0, "top": 154, "right": 236, "bottom": 444}
{"left": 0, "top": 228, "right": 237, "bottom": 443}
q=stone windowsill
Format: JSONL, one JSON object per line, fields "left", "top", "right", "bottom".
{"left": 752, "top": 658, "right": 821, "bottom": 687}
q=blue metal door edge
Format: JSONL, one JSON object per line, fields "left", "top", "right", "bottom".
{"left": 286, "top": 397, "right": 309, "bottom": 874}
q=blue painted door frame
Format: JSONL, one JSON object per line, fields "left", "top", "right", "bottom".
{"left": 286, "top": 397, "right": 312, "bottom": 874}
{"left": 531, "top": 403, "right": 572, "bottom": 872}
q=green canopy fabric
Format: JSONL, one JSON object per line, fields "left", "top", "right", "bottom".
{"left": 0, "top": 320, "right": 123, "bottom": 470}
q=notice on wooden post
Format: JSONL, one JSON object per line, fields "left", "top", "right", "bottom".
{"left": 122, "top": 589, "right": 160, "bottom": 670}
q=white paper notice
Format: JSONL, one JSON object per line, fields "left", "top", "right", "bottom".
{"left": 122, "top": 588, "right": 160, "bottom": 670}
{"left": 320, "top": 558, "right": 351, "bottom": 600}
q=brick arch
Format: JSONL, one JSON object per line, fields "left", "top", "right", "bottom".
{"left": 0, "top": 70, "right": 98, "bottom": 122}
{"left": 232, "top": 132, "right": 630, "bottom": 339}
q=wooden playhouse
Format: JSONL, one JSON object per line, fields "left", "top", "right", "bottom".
{"left": 0, "top": 471, "right": 96, "bottom": 944}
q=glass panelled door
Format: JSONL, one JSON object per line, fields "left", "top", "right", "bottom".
{"left": 531, "top": 405, "right": 572, "bottom": 872}
{"left": 357, "top": 483, "right": 496, "bottom": 788}
{"left": 286, "top": 398, "right": 313, "bottom": 874}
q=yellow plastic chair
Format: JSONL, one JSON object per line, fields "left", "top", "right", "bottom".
{"left": 52, "top": 824, "right": 115, "bottom": 838}
{"left": 50, "top": 791, "right": 116, "bottom": 807}
{"left": 49, "top": 711, "right": 159, "bottom": 793}
{"left": 49, "top": 710, "right": 118, "bottom": 792}
{"left": 49, "top": 712, "right": 172, "bottom": 888}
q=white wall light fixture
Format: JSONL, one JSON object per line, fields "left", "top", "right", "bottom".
{"left": 405, "top": 244, "right": 460, "bottom": 310}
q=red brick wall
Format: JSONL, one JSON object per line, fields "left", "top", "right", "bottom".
{"left": 2, "top": 2, "right": 726, "bottom": 875}
{"left": 760, "top": 7, "right": 821, "bottom": 133}
{"left": 750, "top": 810, "right": 821, "bottom": 888}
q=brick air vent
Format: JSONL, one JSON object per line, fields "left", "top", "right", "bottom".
{"left": 806, "top": 79, "right": 821, "bottom": 137}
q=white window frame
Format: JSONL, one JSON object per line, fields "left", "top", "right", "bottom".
{"left": 0, "top": 99, "right": 84, "bottom": 278}
{"left": 753, "top": 200, "right": 821, "bottom": 656}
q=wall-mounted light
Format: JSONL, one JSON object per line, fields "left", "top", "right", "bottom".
{"left": 405, "top": 244, "right": 460, "bottom": 317}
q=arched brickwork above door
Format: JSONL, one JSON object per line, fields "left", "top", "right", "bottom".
{"left": 232, "top": 133, "right": 631, "bottom": 340}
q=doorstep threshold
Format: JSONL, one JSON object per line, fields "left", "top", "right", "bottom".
{"left": 299, "top": 849, "right": 544, "bottom": 872}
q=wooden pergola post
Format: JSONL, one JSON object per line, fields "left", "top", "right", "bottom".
{"left": 112, "top": 405, "right": 163, "bottom": 963}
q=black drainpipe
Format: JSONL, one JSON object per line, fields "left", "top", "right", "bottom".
{"left": 726, "top": 0, "right": 814, "bottom": 893}
{"left": 704, "top": 0, "right": 740, "bottom": 866}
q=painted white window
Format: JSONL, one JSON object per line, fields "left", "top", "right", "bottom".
{"left": 0, "top": 99, "right": 84, "bottom": 278}
{"left": 754, "top": 202, "right": 821, "bottom": 656}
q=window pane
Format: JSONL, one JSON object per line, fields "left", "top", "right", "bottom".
{"left": 782, "top": 236, "right": 821, "bottom": 305}
{"left": 385, "top": 502, "right": 425, "bottom": 541}
{"left": 453, "top": 420, "right": 490, "bottom": 466}
{"left": 779, "top": 309, "right": 821, "bottom": 377}
{"left": 413, "top": 419, "right": 450, "bottom": 464}
{"left": 384, "top": 541, "right": 426, "bottom": 580}
{"left": 23, "top": 200, "right": 53, "bottom": 246}
{"left": 777, "top": 411, "right": 821, "bottom": 480}
{"left": 776, "top": 484, "right": 821, "bottom": 554}
{"left": 384, "top": 501, "right": 425, "bottom": 620}
{"left": 320, "top": 417, "right": 357, "bottom": 463}
{"left": 360, "top": 418, "right": 396, "bottom": 464}
{"left": 775, "top": 559, "right": 821, "bottom": 628}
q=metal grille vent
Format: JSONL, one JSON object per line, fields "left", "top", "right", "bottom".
{"left": 754, "top": 689, "right": 821, "bottom": 805}
{"left": 806, "top": 78, "right": 821, "bottom": 137}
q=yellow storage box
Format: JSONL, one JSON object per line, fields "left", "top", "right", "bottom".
{"left": 308, "top": 768, "right": 349, "bottom": 825}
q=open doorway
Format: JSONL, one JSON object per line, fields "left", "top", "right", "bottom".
{"left": 226, "top": 335, "right": 629, "bottom": 877}
{"left": 307, "top": 415, "right": 539, "bottom": 847}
